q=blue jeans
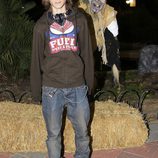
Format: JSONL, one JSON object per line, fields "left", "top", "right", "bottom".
{"left": 42, "top": 85, "right": 90, "bottom": 158}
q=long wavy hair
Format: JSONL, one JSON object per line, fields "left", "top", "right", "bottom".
{"left": 42, "top": 0, "right": 74, "bottom": 10}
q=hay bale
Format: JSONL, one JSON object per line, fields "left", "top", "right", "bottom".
{"left": 0, "top": 101, "right": 46, "bottom": 152}
{"left": 0, "top": 100, "right": 148, "bottom": 152}
{"left": 64, "top": 100, "right": 148, "bottom": 152}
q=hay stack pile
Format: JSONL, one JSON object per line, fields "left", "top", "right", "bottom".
{"left": 0, "top": 100, "right": 148, "bottom": 152}
{"left": 64, "top": 101, "right": 148, "bottom": 152}
{"left": 0, "top": 101, "right": 47, "bottom": 152}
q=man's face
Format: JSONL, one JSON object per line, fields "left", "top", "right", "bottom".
{"left": 90, "top": 0, "right": 106, "bottom": 13}
{"left": 49, "top": 0, "right": 66, "bottom": 10}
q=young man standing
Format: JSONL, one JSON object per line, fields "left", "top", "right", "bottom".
{"left": 30, "top": 0, "right": 94, "bottom": 157}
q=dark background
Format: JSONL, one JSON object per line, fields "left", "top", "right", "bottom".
{"left": 25, "top": 0, "right": 158, "bottom": 48}
{"left": 108, "top": 0, "right": 158, "bottom": 47}
{"left": 25, "top": 0, "right": 158, "bottom": 70}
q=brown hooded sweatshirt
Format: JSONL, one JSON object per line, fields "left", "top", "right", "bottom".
{"left": 30, "top": 8, "right": 94, "bottom": 101}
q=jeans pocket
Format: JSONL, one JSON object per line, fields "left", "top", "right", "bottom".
{"left": 65, "top": 85, "right": 88, "bottom": 104}
{"left": 77, "top": 85, "right": 88, "bottom": 102}
{"left": 42, "top": 86, "right": 58, "bottom": 112}
{"left": 42, "top": 86, "right": 58, "bottom": 98}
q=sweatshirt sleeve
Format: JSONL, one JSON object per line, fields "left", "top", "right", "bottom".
{"left": 30, "top": 24, "right": 44, "bottom": 102}
{"left": 79, "top": 16, "right": 94, "bottom": 95}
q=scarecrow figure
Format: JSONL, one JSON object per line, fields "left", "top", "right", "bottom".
{"left": 79, "top": 0, "right": 120, "bottom": 87}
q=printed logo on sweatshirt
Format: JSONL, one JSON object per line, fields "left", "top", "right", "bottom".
{"left": 49, "top": 20, "right": 78, "bottom": 54}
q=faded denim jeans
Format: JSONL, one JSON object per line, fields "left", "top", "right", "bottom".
{"left": 42, "top": 85, "right": 90, "bottom": 158}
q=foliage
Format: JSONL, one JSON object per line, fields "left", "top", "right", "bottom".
{"left": 0, "top": 0, "right": 36, "bottom": 80}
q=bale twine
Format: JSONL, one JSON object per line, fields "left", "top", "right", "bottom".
{"left": 0, "top": 100, "right": 148, "bottom": 152}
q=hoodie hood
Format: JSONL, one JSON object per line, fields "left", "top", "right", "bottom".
{"left": 46, "top": 7, "right": 78, "bottom": 25}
